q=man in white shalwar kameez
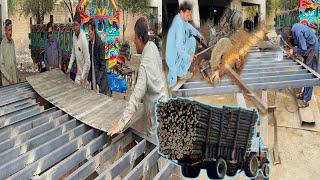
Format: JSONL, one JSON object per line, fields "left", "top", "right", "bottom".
{"left": 67, "top": 13, "right": 90, "bottom": 87}
{"left": 108, "top": 18, "right": 168, "bottom": 142}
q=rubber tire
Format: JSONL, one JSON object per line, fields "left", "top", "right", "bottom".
{"left": 244, "top": 154, "right": 259, "bottom": 178}
{"left": 226, "top": 168, "right": 238, "bottom": 177}
{"left": 262, "top": 161, "right": 270, "bottom": 177}
{"left": 207, "top": 158, "right": 227, "bottom": 179}
{"left": 232, "top": 12, "right": 243, "bottom": 30}
{"left": 181, "top": 165, "right": 201, "bottom": 178}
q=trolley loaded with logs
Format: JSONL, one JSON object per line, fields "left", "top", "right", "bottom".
{"left": 156, "top": 98, "right": 270, "bottom": 179}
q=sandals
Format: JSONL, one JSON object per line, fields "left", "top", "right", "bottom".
{"left": 298, "top": 100, "right": 309, "bottom": 108}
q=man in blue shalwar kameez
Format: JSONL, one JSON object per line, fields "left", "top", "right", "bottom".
{"left": 287, "top": 23, "right": 319, "bottom": 108}
{"left": 166, "top": 1, "right": 204, "bottom": 88}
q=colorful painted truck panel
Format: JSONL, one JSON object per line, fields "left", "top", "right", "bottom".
{"left": 275, "top": 0, "right": 320, "bottom": 40}
{"left": 299, "top": 0, "right": 320, "bottom": 34}
{"left": 29, "top": 0, "right": 121, "bottom": 69}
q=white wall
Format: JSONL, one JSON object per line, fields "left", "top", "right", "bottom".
{"left": 1, "top": 0, "right": 8, "bottom": 22}
{"left": 150, "top": 0, "right": 162, "bottom": 24}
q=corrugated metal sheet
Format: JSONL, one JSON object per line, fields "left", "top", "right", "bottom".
{"left": 0, "top": 83, "right": 178, "bottom": 180}
{"left": 26, "top": 69, "right": 144, "bottom": 132}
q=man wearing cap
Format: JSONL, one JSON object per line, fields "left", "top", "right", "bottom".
{"left": 67, "top": 12, "right": 90, "bottom": 87}
{"left": 0, "top": 19, "right": 18, "bottom": 86}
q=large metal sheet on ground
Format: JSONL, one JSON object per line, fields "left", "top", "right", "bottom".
{"left": 26, "top": 69, "right": 144, "bottom": 132}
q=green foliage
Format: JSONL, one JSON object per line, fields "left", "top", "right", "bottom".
{"left": 118, "top": 0, "right": 149, "bottom": 15}
{"left": 244, "top": 6, "right": 259, "bottom": 19}
{"left": 118, "top": 0, "right": 150, "bottom": 41}
{"left": 267, "top": 0, "right": 299, "bottom": 14}
{"left": 8, "top": 0, "right": 19, "bottom": 17}
{"left": 22, "top": 0, "right": 56, "bottom": 24}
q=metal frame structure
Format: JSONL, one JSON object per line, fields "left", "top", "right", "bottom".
{"left": 172, "top": 51, "right": 320, "bottom": 97}
{"left": 0, "top": 83, "right": 178, "bottom": 179}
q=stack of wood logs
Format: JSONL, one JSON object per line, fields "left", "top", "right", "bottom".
{"left": 156, "top": 99, "right": 258, "bottom": 160}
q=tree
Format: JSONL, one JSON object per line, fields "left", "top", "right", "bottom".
{"left": 22, "top": 0, "right": 56, "bottom": 24}
{"left": 244, "top": 6, "right": 259, "bottom": 20}
{"left": 8, "top": 0, "right": 19, "bottom": 17}
{"left": 267, "top": 0, "right": 299, "bottom": 15}
{"left": 118, "top": 0, "right": 149, "bottom": 41}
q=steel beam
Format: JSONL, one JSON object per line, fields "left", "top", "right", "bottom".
{"left": 0, "top": 109, "right": 63, "bottom": 142}
{"left": 0, "top": 82, "right": 30, "bottom": 91}
{"left": 0, "top": 107, "right": 58, "bottom": 135}
{"left": 174, "top": 79, "right": 320, "bottom": 97}
{"left": 0, "top": 105, "right": 43, "bottom": 128}
{"left": 8, "top": 129, "right": 98, "bottom": 180}
{"left": 0, "top": 87, "right": 34, "bottom": 99}
{"left": 244, "top": 62, "right": 298, "bottom": 69}
{"left": 241, "top": 69, "right": 308, "bottom": 78}
{"left": 0, "top": 102, "right": 38, "bottom": 117}
{"left": 36, "top": 134, "right": 109, "bottom": 179}
{"left": 0, "top": 117, "right": 77, "bottom": 165}
{"left": 0, "top": 123, "right": 89, "bottom": 179}
{"left": 123, "top": 148, "right": 160, "bottom": 180}
{"left": 0, "top": 92, "right": 38, "bottom": 107}
{"left": 242, "top": 65, "right": 302, "bottom": 73}
{"left": 0, "top": 113, "right": 70, "bottom": 153}
{"left": 153, "top": 162, "right": 177, "bottom": 180}
{"left": 66, "top": 132, "right": 133, "bottom": 180}
{"left": 96, "top": 139, "right": 147, "bottom": 180}
{"left": 0, "top": 83, "right": 31, "bottom": 94}
{"left": 182, "top": 74, "right": 314, "bottom": 88}
{"left": 246, "top": 60, "right": 294, "bottom": 66}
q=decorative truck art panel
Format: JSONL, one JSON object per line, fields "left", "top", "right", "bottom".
{"left": 29, "top": 0, "right": 121, "bottom": 69}
{"left": 80, "top": 0, "right": 121, "bottom": 68}
{"left": 299, "top": 0, "right": 320, "bottom": 34}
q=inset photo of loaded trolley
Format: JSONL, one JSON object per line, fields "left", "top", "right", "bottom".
{"left": 156, "top": 98, "right": 270, "bottom": 179}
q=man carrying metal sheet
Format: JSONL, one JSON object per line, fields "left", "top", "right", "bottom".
{"left": 287, "top": 23, "right": 319, "bottom": 108}
{"left": 0, "top": 19, "right": 18, "bottom": 86}
{"left": 165, "top": 1, "right": 204, "bottom": 88}
{"left": 107, "top": 17, "right": 169, "bottom": 141}
{"left": 67, "top": 12, "right": 91, "bottom": 88}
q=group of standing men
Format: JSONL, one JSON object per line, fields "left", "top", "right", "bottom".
{"left": 0, "top": 13, "right": 110, "bottom": 96}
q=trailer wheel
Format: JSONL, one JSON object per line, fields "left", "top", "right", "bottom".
{"left": 226, "top": 168, "right": 238, "bottom": 177}
{"left": 207, "top": 158, "right": 227, "bottom": 179}
{"left": 181, "top": 165, "right": 200, "bottom": 178}
{"left": 244, "top": 154, "right": 258, "bottom": 177}
{"left": 262, "top": 161, "right": 270, "bottom": 177}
